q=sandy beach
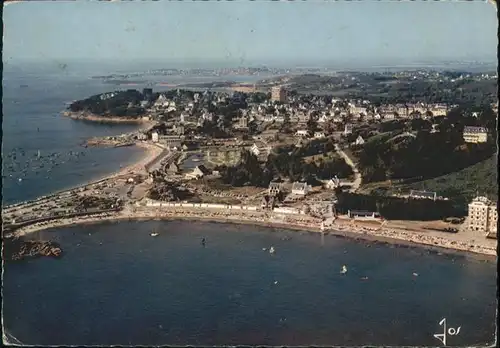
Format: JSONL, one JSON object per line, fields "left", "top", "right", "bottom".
{"left": 9, "top": 205, "right": 497, "bottom": 260}
{"left": 110, "top": 141, "right": 164, "bottom": 177}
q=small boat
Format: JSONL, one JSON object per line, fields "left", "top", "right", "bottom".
{"left": 269, "top": 246, "right": 275, "bottom": 254}
{"left": 361, "top": 276, "right": 369, "bottom": 280}
{"left": 201, "top": 238, "right": 206, "bottom": 246}
{"left": 262, "top": 247, "right": 267, "bottom": 251}
{"left": 412, "top": 272, "right": 418, "bottom": 277}
{"left": 340, "top": 265, "right": 348, "bottom": 274}
{"left": 150, "top": 231, "right": 159, "bottom": 237}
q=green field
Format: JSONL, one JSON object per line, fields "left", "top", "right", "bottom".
{"left": 399, "top": 155, "right": 498, "bottom": 206}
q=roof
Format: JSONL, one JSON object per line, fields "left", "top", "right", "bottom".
{"left": 348, "top": 210, "right": 377, "bottom": 215}
{"left": 195, "top": 165, "right": 211, "bottom": 175}
{"left": 470, "top": 196, "right": 493, "bottom": 205}
{"left": 292, "top": 182, "right": 307, "bottom": 191}
{"left": 464, "top": 126, "right": 488, "bottom": 133}
{"left": 268, "top": 182, "right": 282, "bottom": 189}
{"left": 410, "top": 190, "right": 436, "bottom": 198}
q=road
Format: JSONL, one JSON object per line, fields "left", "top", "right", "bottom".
{"left": 334, "top": 143, "right": 362, "bottom": 192}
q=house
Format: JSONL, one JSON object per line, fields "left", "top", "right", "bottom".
{"left": 268, "top": 182, "right": 282, "bottom": 196}
{"left": 151, "top": 132, "right": 159, "bottom": 143}
{"left": 347, "top": 210, "right": 381, "bottom": 219}
{"left": 137, "top": 133, "right": 148, "bottom": 141}
{"left": 295, "top": 130, "right": 308, "bottom": 137}
{"left": 250, "top": 143, "right": 270, "bottom": 158}
{"left": 344, "top": 124, "right": 353, "bottom": 135}
{"left": 383, "top": 112, "right": 396, "bottom": 120}
{"left": 318, "top": 114, "right": 330, "bottom": 123}
{"left": 174, "top": 125, "right": 185, "bottom": 135}
{"left": 185, "top": 165, "right": 211, "bottom": 180}
{"left": 463, "top": 126, "right": 488, "bottom": 144}
{"left": 355, "top": 135, "right": 365, "bottom": 145}
{"left": 291, "top": 182, "right": 311, "bottom": 196}
{"left": 410, "top": 190, "right": 437, "bottom": 201}
{"left": 467, "top": 196, "right": 497, "bottom": 235}
{"left": 238, "top": 116, "right": 249, "bottom": 128}
{"left": 431, "top": 124, "right": 440, "bottom": 133}
{"left": 166, "top": 163, "right": 180, "bottom": 174}
{"left": 326, "top": 176, "right": 340, "bottom": 189}
{"left": 314, "top": 132, "right": 326, "bottom": 139}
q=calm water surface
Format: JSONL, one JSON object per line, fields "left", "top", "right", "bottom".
{"left": 3, "top": 220, "right": 497, "bottom": 346}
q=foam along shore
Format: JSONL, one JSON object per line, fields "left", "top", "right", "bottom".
{"left": 9, "top": 207, "right": 497, "bottom": 259}
{"left": 62, "top": 111, "right": 151, "bottom": 124}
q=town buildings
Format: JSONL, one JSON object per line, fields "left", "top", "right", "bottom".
{"left": 467, "top": 196, "right": 498, "bottom": 235}
{"left": 463, "top": 126, "right": 488, "bottom": 144}
{"left": 410, "top": 190, "right": 437, "bottom": 201}
{"left": 271, "top": 86, "right": 286, "bottom": 103}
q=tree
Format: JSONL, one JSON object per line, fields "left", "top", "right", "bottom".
{"left": 281, "top": 113, "right": 292, "bottom": 133}
{"left": 307, "top": 115, "right": 318, "bottom": 137}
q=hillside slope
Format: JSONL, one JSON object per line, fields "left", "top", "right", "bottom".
{"left": 400, "top": 155, "right": 498, "bottom": 207}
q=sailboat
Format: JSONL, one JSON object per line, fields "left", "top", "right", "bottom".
{"left": 150, "top": 229, "right": 159, "bottom": 237}
{"left": 269, "top": 246, "right": 275, "bottom": 254}
{"left": 340, "top": 265, "right": 348, "bottom": 274}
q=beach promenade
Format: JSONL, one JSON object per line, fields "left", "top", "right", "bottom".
{"left": 2, "top": 139, "right": 497, "bottom": 259}
{"left": 6, "top": 200, "right": 497, "bottom": 258}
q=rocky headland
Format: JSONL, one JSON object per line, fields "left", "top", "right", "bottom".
{"left": 4, "top": 236, "right": 62, "bottom": 261}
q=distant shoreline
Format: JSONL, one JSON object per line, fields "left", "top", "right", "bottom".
{"left": 62, "top": 111, "right": 150, "bottom": 124}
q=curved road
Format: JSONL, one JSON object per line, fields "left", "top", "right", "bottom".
{"left": 334, "top": 143, "right": 362, "bottom": 192}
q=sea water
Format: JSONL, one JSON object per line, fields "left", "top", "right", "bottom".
{"left": 2, "top": 67, "right": 147, "bottom": 204}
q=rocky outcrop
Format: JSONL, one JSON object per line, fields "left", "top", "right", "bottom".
{"left": 4, "top": 237, "right": 62, "bottom": 261}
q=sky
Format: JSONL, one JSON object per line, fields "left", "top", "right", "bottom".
{"left": 2, "top": 0, "right": 498, "bottom": 68}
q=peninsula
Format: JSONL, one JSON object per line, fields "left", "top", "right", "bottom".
{"left": 3, "top": 70, "right": 498, "bottom": 259}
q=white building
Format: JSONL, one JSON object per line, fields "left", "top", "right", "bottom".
{"left": 409, "top": 190, "right": 437, "bottom": 201}
{"left": 314, "top": 132, "right": 326, "bottom": 139}
{"left": 344, "top": 124, "right": 353, "bottom": 135}
{"left": 355, "top": 136, "right": 365, "bottom": 145}
{"left": 463, "top": 126, "right": 488, "bottom": 144}
{"left": 326, "top": 176, "right": 340, "bottom": 189}
{"left": 467, "top": 196, "right": 497, "bottom": 235}
{"left": 250, "top": 143, "right": 270, "bottom": 158}
{"left": 295, "top": 130, "right": 308, "bottom": 137}
{"left": 291, "top": 182, "right": 311, "bottom": 196}
{"left": 151, "top": 132, "right": 159, "bottom": 143}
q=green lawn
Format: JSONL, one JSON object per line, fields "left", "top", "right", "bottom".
{"left": 359, "top": 155, "right": 498, "bottom": 208}
{"left": 399, "top": 155, "right": 498, "bottom": 206}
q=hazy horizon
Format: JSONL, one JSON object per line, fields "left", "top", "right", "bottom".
{"left": 3, "top": 1, "right": 497, "bottom": 72}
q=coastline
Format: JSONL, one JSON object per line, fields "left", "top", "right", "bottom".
{"left": 62, "top": 111, "right": 151, "bottom": 125}
{"left": 9, "top": 208, "right": 497, "bottom": 261}
{"left": 2, "top": 142, "right": 164, "bottom": 211}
